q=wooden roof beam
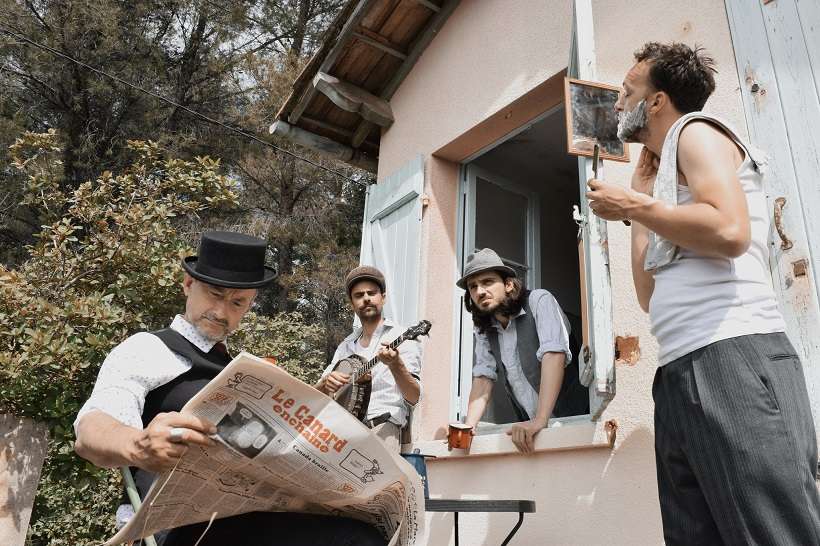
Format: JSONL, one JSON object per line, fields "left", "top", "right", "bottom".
{"left": 352, "top": 31, "right": 408, "bottom": 60}
{"left": 288, "top": 0, "right": 377, "bottom": 125}
{"left": 300, "top": 115, "right": 355, "bottom": 138}
{"left": 313, "top": 71, "right": 394, "bottom": 128}
{"left": 269, "top": 120, "right": 377, "bottom": 173}
{"left": 415, "top": 0, "right": 441, "bottom": 12}
{"left": 351, "top": 0, "right": 460, "bottom": 148}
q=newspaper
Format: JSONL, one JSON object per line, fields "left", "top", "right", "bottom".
{"left": 105, "top": 352, "right": 423, "bottom": 545}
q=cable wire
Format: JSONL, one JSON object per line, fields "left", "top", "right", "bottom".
{"left": 0, "top": 24, "right": 368, "bottom": 186}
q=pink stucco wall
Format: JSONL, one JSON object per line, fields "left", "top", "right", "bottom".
{"left": 378, "top": 1, "right": 747, "bottom": 544}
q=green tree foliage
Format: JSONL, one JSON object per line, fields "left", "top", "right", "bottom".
{"left": 0, "top": 131, "right": 329, "bottom": 544}
{"left": 234, "top": 57, "right": 369, "bottom": 360}
{"left": 0, "top": 2, "right": 369, "bottom": 539}
{"left": 0, "top": 0, "right": 346, "bottom": 260}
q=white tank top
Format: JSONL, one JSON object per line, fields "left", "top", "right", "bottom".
{"left": 649, "top": 122, "right": 786, "bottom": 365}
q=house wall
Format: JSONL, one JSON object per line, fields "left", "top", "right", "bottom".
{"left": 378, "top": 1, "right": 746, "bottom": 544}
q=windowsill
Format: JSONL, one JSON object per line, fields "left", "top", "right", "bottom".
{"left": 406, "top": 415, "right": 616, "bottom": 458}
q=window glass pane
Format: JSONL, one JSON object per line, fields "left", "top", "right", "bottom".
{"left": 474, "top": 177, "right": 527, "bottom": 265}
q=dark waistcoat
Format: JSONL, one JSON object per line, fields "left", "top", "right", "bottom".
{"left": 128, "top": 329, "right": 240, "bottom": 546}
{"left": 130, "top": 328, "right": 231, "bottom": 501}
{"left": 484, "top": 296, "right": 588, "bottom": 424}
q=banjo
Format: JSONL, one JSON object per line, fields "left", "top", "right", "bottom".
{"left": 332, "top": 320, "right": 431, "bottom": 421}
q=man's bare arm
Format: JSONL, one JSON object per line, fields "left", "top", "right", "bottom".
{"left": 507, "top": 352, "right": 565, "bottom": 453}
{"left": 629, "top": 122, "right": 750, "bottom": 258}
{"left": 378, "top": 345, "right": 421, "bottom": 405}
{"left": 464, "top": 377, "right": 494, "bottom": 428}
{"left": 632, "top": 222, "right": 655, "bottom": 312}
{"left": 629, "top": 147, "right": 658, "bottom": 312}
{"left": 390, "top": 356, "right": 421, "bottom": 405}
{"left": 75, "top": 410, "right": 216, "bottom": 473}
{"left": 531, "top": 352, "right": 565, "bottom": 427}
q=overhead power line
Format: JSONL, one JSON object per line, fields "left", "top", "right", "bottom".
{"left": 0, "top": 24, "right": 367, "bottom": 186}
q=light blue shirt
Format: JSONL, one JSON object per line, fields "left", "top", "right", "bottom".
{"left": 472, "top": 289, "right": 572, "bottom": 419}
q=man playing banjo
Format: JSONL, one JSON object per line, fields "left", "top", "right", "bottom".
{"left": 316, "top": 266, "right": 422, "bottom": 452}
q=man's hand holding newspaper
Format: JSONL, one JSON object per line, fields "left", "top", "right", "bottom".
{"left": 106, "top": 352, "right": 423, "bottom": 546}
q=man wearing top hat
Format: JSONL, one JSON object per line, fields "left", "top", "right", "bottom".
{"left": 316, "top": 265, "right": 422, "bottom": 452}
{"left": 74, "top": 231, "right": 385, "bottom": 546}
{"left": 457, "top": 248, "right": 588, "bottom": 454}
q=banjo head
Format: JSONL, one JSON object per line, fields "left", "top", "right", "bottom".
{"left": 332, "top": 353, "right": 367, "bottom": 376}
{"left": 332, "top": 354, "right": 369, "bottom": 410}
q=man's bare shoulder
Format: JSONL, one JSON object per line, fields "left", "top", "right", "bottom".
{"left": 677, "top": 120, "right": 742, "bottom": 166}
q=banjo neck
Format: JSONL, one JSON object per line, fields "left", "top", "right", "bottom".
{"left": 353, "top": 332, "right": 409, "bottom": 380}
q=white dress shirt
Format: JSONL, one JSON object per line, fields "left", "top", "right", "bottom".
{"left": 322, "top": 318, "right": 422, "bottom": 427}
{"left": 73, "top": 315, "right": 221, "bottom": 433}
{"left": 472, "top": 289, "right": 572, "bottom": 419}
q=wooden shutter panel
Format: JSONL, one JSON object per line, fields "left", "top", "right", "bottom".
{"left": 359, "top": 155, "right": 424, "bottom": 326}
{"left": 570, "top": 0, "right": 615, "bottom": 419}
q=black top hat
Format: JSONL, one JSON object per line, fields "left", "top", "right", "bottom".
{"left": 182, "top": 231, "right": 276, "bottom": 289}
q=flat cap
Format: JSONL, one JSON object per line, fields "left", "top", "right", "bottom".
{"left": 345, "top": 265, "right": 386, "bottom": 296}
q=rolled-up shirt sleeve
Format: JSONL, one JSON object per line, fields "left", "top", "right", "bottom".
{"left": 398, "top": 338, "right": 422, "bottom": 407}
{"left": 320, "top": 341, "right": 349, "bottom": 382}
{"left": 532, "top": 291, "right": 573, "bottom": 366}
{"left": 472, "top": 330, "right": 498, "bottom": 381}
{"left": 73, "top": 332, "right": 189, "bottom": 433}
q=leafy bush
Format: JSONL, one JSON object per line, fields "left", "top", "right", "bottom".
{"left": 231, "top": 311, "right": 327, "bottom": 386}
{"left": 0, "top": 132, "right": 327, "bottom": 545}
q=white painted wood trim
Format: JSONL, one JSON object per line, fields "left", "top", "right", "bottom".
{"left": 407, "top": 417, "right": 614, "bottom": 458}
{"left": 572, "top": 0, "right": 615, "bottom": 419}
{"left": 463, "top": 164, "right": 539, "bottom": 287}
{"left": 451, "top": 168, "right": 476, "bottom": 421}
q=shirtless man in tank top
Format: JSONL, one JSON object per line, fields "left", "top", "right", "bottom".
{"left": 586, "top": 42, "right": 820, "bottom": 546}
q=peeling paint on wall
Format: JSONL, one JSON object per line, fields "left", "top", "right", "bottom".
{"left": 614, "top": 335, "right": 641, "bottom": 365}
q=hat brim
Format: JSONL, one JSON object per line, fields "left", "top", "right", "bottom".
{"left": 347, "top": 274, "right": 385, "bottom": 294}
{"left": 182, "top": 256, "right": 277, "bottom": 289}
{"left": 456, "top": 265, "right": 517, "bottom": 289}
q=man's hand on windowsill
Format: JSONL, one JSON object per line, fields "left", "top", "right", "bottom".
{"left": 506, "top": 418, "right": 548, "bottom": 454}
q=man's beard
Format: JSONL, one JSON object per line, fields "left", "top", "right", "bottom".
{"left": 193, "top": 314, "right": 229, "bottom": 342}
{"left": 356, "top": 304, "right": 381, "bottom": 323}
{"left": 475, "top": 294, "right": 515, "bottom": 318}
{"left": 617, "top": 99, "right": 648, "bottom": 143}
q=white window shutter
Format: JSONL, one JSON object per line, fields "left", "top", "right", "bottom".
{"left": 726, "top": 0, "right": 820, "bottom": 425}
{"left": 571, "top": 0, "right": 615, "bottom": 419}
{"left": 359, "top": 156, "right": 424, "bottom": 326}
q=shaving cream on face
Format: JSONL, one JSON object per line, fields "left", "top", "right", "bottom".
{"left": 617, "top": 99, "right": 648, "bottom": 142}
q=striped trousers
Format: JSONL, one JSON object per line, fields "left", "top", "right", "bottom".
{"left": 653, "top": 333, "right": 820, "bottom": 545}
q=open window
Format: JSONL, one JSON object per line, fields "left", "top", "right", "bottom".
{"left": 451, "top": 3, "right": 616, "bottom": 430}
{"left": 453, "top": 103, "right": 604, "bottom": 427}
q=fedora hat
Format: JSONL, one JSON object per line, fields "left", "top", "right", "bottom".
{"left": 182, "top": 231, "right": 276, "bottom": 289}
{"left": 456, "top": 248, "right": 516, "bottom": 289}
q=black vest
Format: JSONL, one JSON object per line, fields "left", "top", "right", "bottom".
{"left": 129, "top": 328, "right": 232, "bottom": 502}
{"left": 484, "top": 294, "right": 589, "bottom": 424}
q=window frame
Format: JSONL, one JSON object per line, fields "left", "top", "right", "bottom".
{"left": 450, "top": 163, "right": 542, "bottom": 422}
{"left": 448, "top": 4, "right": 616, "bottom": 431}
